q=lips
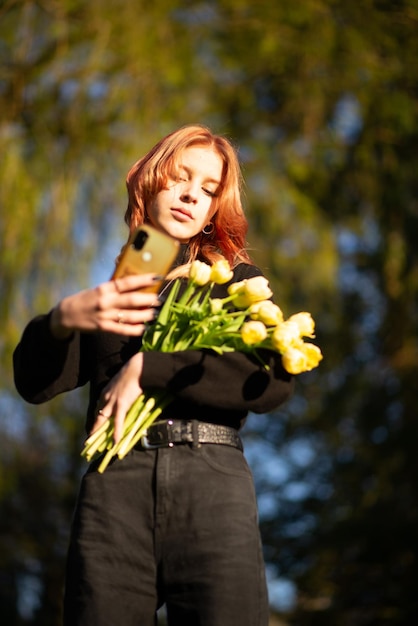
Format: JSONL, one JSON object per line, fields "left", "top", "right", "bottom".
{"left": 171, "top": 207, "right": 193, "bottom": 220}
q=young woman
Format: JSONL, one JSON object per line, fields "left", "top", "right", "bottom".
{"left": 13, "top": 125, "right": 293, "bottom": 626}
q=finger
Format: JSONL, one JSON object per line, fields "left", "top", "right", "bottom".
{"left": 116, "top": 291, "right": 161, "bottom": 311}
{"left": 99, "top": 309, "right": 157, "bottom": 337}
{"left": 90, "top": 407, "right": 112, "bottom": 435}
{"left": 107, "top": 322, "right": 148, "bottom": 337}
{"left": 114, "top": 307, "right": 158, "bottom": 327}
{"left": 113, "top": 273, "right": 161, "bottom": 294}
{"left": 94, "top": 280, "right": 160, "bottom": 320}
{"left": 113, "top": 408, "right": 129, "bottom": 444}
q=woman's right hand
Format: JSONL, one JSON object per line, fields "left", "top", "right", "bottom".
{"left": 49, "top": 273, "right": 161, "bottom": 339}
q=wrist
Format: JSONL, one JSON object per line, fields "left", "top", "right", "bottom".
{"left": 129, "top": 351, "right": 144, "bottom": 380}
{"left": 49, "top": 300, "right": 74, "bottom": 340}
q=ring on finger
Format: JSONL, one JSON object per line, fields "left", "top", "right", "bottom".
{"left": 98, "top": 409, "right": 111, "bottom": 418}
{"left": 117, "top": 312, "right": 124, "bottom": 324}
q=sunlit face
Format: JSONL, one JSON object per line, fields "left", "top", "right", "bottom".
{"left": 146, "top": 145, "right": 223, "bottom": 243}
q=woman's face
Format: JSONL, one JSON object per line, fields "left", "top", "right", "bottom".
{"left": 147, "top": 145, "right": 223, "bottom": 243}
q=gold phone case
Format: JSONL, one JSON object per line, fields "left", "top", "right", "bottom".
{"left": 111, "top": 225, "right": 180, "bottom": 293}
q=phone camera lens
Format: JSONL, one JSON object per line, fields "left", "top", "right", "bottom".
{"left": 132, "top": 230, "right": 149, "bottom": 251}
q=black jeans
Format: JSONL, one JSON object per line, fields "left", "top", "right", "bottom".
{"left": 64, "top": 443, "right": 268, "bottom": 626}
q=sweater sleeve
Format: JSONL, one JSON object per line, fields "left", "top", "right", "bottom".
{"left": 13, "top": 313, "right": 90, "bottom": 404}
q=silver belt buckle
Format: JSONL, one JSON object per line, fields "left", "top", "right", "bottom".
{"left": 141, "top": 420, "right": 174, "bottom": 449}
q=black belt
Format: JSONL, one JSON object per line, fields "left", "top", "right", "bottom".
{"left": 136, "top": 419, "right": 243, "bottom": 451}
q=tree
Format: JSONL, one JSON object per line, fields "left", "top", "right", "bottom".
{"left": 1, "top": 0, "right": 417, "bottom": 623}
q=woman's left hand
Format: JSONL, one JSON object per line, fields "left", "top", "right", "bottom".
{"left": 92, "top": 352, "right": 144, "bottom": 443}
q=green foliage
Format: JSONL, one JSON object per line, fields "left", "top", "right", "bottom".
{"left": 1, "top": 0, "right": 417, "bottom": 623}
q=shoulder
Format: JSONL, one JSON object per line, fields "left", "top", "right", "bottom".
{"left": 232, "top": 262, "right": 265, "bottom": 282}
{"left": 210, "top": 263, "right": 269, "bottom": 298}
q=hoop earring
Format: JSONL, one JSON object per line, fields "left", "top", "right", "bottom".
{"left": 202, "top": 222, "right": 214, "bottom": 235}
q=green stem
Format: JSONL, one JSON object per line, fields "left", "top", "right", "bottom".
{"left": 177, "top": 280, "right": 199, "bottom": 306}
{"left": 125, "top": 405, "right": 165, "bottom": 450}
{"left": 143, "top": 280, "right": 181, "bottom": 349}
{"left": 116, "top": 397, "right": 157, "bottom": 459}
{"left": 118, "top": 394, "right": 172, "bottom": 456}
{"left": 81, "top": 419, "right": 113, "bottom": 461}
{"left": 96, "top": 393, "right": 172, "bottom": 473}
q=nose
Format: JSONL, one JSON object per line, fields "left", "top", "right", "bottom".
{"left": 179, "top": 180, "right": 198, "bottom": 203}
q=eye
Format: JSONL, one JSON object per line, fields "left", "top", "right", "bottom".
{"left": 170, "top": 173, "right": 186, "bottom": 183}
{"left": 203, "top": 187, "right": 218, "bottom": 198}
{"left": 168, "top": 168, "right": 187, "bottom": 183}
{"left": 175, "top": 167, "right": 188, "bottom": 182}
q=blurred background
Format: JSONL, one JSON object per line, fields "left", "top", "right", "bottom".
{"left": 1, "top": 1, "right": 417, "bottom": 624}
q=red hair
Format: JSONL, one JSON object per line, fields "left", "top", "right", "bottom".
{"left": 124, "top": 124, "right": 252, "bottom": 267}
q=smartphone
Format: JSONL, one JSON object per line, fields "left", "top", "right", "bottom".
{"left": 111, "top": 224, "right": 180, "bottom": 293}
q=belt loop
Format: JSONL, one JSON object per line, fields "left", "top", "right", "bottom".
{"left": 191, "top": 419, "right": 201, "bottom": 449}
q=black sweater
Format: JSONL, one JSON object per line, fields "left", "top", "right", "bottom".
{"left": 13, "top": 263, "right": 293, "bottom": 433}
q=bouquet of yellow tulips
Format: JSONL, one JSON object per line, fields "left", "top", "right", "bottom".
{"left": 82, "top": 259, "right": 322, "bottom": 472}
